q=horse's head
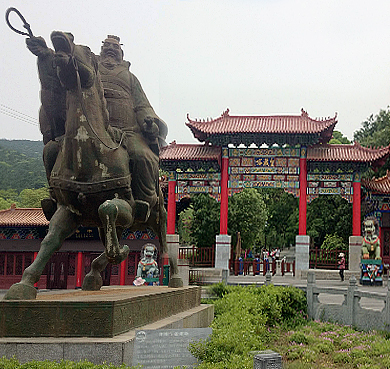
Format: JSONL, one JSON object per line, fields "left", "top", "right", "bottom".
{"left": 51, "top": 31, "right": 75, "bottom": 55}
{"left": 50, "top": 31, "right": 97, "bottom": 90}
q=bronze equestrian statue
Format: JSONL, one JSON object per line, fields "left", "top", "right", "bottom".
{"left": 4, "top": 30, "right": 182, "bottom": 300}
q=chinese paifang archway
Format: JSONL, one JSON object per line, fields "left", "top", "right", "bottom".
{"left": 160, "top": 108, "right": 390, "bottom": 245}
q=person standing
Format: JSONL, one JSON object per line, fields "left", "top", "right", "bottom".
{"left": 338, "top": 252, "right": 346, "bottom": 282}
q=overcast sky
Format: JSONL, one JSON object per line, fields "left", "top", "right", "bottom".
{"left": 1, "top": 0, "right": 390, "bottom": 144}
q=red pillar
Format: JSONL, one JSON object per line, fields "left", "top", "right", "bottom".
{"left": 299, "top": 147, "right": 307, "bottom": 235}
{"left": 167, "top": 172, "right": 176, "bottom": 234}
{"left": 33, "top": 252, "right": 38, "bottom": 288}
{"left": 352, "top": 173, "right": 361, "bottom": 236}
{"left": 120, "top": 259, "right": 127, "bottom": 285}
{"left": 219, "top": 148, "right": 229, "bottom": 235}
{"left": 76, "top": 251, "right": 83, "bottom": 288}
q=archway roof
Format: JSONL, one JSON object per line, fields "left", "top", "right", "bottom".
{"left": 362, "top": 171, "right": 390, "bottom": 194}
{"left": 308, "top": 142, "right": 390, "bottom": 165}
{"left": 186, "top": 108, "right": 337, "bottom": 146}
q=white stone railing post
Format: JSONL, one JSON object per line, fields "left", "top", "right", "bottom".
{"left": 306, "top": 271, "right": 316, "bottom": 319}
{"left": 385, "top": 282, "right": 390, "bottom": 329}
{"left": 345, "top": 276, "right": 357, "bottom": 326}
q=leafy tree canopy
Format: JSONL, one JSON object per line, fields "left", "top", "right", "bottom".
{"left": 189, "top": 194, "right": 220, "bottom": 248}
{"left": 177, "top": 205, "right": 194, "bottom": 245}
{"left": 329, "top": 130, "right": 351, "bottom": 144}
{"left": 0, "top": 140, "right": 46, "bottom": 192}
{"left": 0, "top": 187, "right": 49, "bottom": 210}
{"left": 321, "top": 233, "right": 347, "bottom": 251}
{"left": 354, "top": 108, "right": 390, "bottom": 148}
{"left": 259, "top": 188, "right": 298, "bottom": 250}
{"left": 307, "top": 195, "right": 352, "bottom": 248}
{"left": 353, "top": 108, "right": 390, "bottom": 177}
{"left": 228, "top": 188, "right": 267, "bottom": 252}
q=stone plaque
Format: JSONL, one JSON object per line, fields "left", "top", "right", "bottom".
{"left": 133, "top": 328, "right": 212, "bottom": 368}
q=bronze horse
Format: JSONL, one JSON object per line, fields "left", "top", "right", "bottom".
{"left": 4, "top": 32, "right": 181, "bottom": 300}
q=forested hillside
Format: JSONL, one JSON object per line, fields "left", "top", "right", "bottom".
{"left": 0, "top": 139, "right": 46, "bottom": 192}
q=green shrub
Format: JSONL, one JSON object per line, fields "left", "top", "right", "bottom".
{"left": 332, "top": 352, "right": 351, "bottom": 364}
{"left": 289, "top": 332, "right": 308, "bottom": 345}
{"left": 321, "top": 234, "right": 346, "bottom": 251}
{"left": 190, "top": 284, "right": 307, "bottom": 368}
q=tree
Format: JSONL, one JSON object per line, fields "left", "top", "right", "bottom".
{"left": 190, "top": 194, "right": 220, "bottom": 248}
{"left": 177, "top": 206, "right": 194, "bottom": 245}
{"left": 353, "top": 108, "right": 390, "bottom": 177}
{"left": 321, "top": 234, "right": 346, "bottom": 251}
{"left": 259, "top": 189, "right": 299, "bottom": 250}
{"left": 228, "top": 188, "right": 267, "bottom": 252}
{"left": 354, "top": 108, "right": 390, "bottom": 148}
{"left": 18, "top": 187, "right": 49, "bottom": 208}
{"left": 306, "top": 195, "right": 352, "bottom": 248}
{"left": 329, "top": 130, "right": 350, "bottom": 144}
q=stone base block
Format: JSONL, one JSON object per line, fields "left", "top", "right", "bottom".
{"left": 0, "top": 304, "right": 214, "bottom": 366}
{"left": 0, "top": 286, "right": 201, "bottom": 338}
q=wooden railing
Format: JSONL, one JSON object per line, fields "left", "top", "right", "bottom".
{"left": 309, "top": 248, "right": 348, "bottom": 270}
{"left": 178, "top": 246, "right": 215, "bottom": 267}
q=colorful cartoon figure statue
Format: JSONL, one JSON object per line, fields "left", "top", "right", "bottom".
{"left": 360, "top": 217, "right": 383, "bottom": 286}
{"left": 361, "top": 217, "right": 381, "bottom": 260}
{"left": 136, "top": 243, "right": 159, "bottom": 280}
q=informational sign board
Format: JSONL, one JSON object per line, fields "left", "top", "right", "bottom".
{"left": 133, "top": 328, "right": 212, "bottom": 369}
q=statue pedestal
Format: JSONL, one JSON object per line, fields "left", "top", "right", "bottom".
{"left": 0, "top": 286, "right": 213, "bottom": 365}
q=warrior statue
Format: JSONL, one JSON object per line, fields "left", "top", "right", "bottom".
{"left": 98, "top": 35, "right": 168, "bottom": 222}
{"left": 4, "top": 27, "right": 182, "bottom": 299}
{"left": 26, "top": 34, "right": 168, "bottom": 224}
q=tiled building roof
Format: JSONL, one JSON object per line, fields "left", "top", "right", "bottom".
{"left": 160, "top": 141, "right": 390, "bottom": 166}
{"left": 0, "top": 205, "right": 48, "bottom": 227}
{"left": 307, "top": 142, "right": 390, "bottom": 164}
{"left": 362, "top": 171, "right": 390, "bottom": 194}
{"left": 160, "top": 142, "right": 221, "bottom": 163}
{"left": 186, "top": 108, "right": 337, "bottom": 143}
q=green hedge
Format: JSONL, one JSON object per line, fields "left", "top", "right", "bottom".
{"left": 191, "top": 284, "right": 307, "bottom": 369}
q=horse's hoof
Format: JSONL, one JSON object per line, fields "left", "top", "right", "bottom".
{"left": 168, "top": 275, "right": 184, "bottom": 288}
{"left": 106, "top": 245, "right": 130, "bottom": 265}
{"left": 82, "top": 273, "right": 103, "bottom": 291}
{"left": 3, "top": 282, "right": 37, "bottom": 300}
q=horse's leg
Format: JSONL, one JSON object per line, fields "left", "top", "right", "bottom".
{"left": 148, "top": 188, "right": 183, "bottom": 287}
{"left": 98, "top": 199, "right": 132, "bottom": 264}
{"left": 82, "top": 226, "right": 125, "bottom": 291}
{"left": 82, "top": 243, "right": 108, "bottom": 291}
{"left": 4, "top": 205, "right": 79, "bottom": 300}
